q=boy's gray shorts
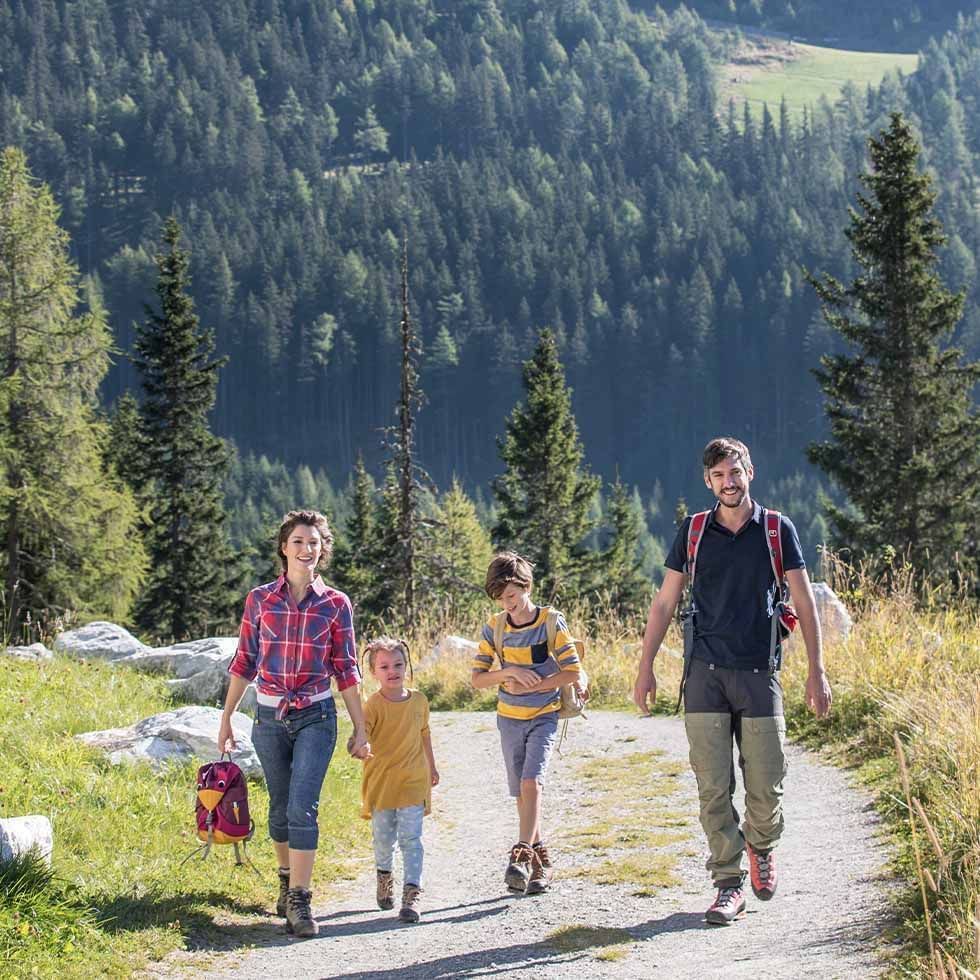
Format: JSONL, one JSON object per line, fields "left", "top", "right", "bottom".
{"left": 496, "top": 712, "right": 559, "bottom": 797}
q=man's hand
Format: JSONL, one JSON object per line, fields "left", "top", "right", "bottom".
{"left": 633, "top": 670, "right": 657, "bottom": 716}
{"left": 805, "top": 669, "right": 832, "bottom": 719}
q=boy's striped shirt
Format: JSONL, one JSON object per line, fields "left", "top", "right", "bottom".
{"left": 472, "top": 607, "right": 581, "bottom": 720}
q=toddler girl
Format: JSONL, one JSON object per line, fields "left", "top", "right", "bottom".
{"left": 360, "top": 637, "right": 439, "bottom": 923}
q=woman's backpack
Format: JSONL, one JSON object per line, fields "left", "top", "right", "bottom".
{"left": 179, "top": 756, "right": 261, "bottom": 875}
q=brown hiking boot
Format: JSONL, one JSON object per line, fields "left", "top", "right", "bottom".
{"left": 285, "top": 887, "right": 318, "bottom": 938}
{"left": 376, "top": 869, "right": 394, "bottom": 910}
{"left": 399, "top": 883, "right": 422, "bottom": 923}
{"left": 533, "top": 841, "right": 553, "bottom": 870}
{"left": 276, "top": 867, "right": 290, "bottom": 917}
{"left": 525, "top": 847, "right": 552, "bottom": 895}
{"left": 504, "top": 842, "right": 534, "bottom": 892}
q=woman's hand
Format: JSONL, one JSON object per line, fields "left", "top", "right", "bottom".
{"left": 217, "top": 716, "right": 236, "bottom": 755}
{"left": 347, "top": 730, "right": 373, "bottom": 760}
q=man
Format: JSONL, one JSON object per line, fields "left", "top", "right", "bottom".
{"left": 633, "top": 437, "right": 832, "bottom": 925}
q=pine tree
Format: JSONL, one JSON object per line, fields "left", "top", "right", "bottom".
{"left": 807, "top": 113, "right": 980, "bottom": 581}
{"left": 0, "top": 147, "right": 146, "bottom": 638}
{"left": 492, "top": 328, "right": 600, "bottom": 601}
{"left": 600, "top": 477, "right": 652, "bottom": 618}
{"left": 331, "top": 454, "right": 380, "bottom": 611}
{"left": 132, "top": 215, "right": 236, "bottom": 640}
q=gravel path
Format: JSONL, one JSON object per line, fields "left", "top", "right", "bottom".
{"left": 184, "top": 710, "right": 892, "bottom": 979}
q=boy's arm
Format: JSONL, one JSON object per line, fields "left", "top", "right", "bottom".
{"left": 785, "top": 567, "right": 832, "bottom": 718}
{"left": 633, "top": 568, "right": 686, "bottom": 714}
{"left": 524, "top": 668, "right": 580, "bottom": 692}
{"left": 471, "top": 621, "right": 538, "bottom": 690}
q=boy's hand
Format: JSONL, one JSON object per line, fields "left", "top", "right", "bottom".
{"left": 632, "top": 669, "right": 657, "bottom": 716}
{"left": 504, "top": 666, "right": 539, "bottom": 689}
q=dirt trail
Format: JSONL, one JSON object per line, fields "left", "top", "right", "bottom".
{"left": 163, "top": 710, "right": 893, "bottom": 979}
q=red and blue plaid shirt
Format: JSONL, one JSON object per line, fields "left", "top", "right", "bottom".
{"left": 229, "top": 575, "right": 361, "bottom": 719}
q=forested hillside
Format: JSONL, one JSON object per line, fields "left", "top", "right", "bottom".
{"left": 2, "top": 0, "right": 979, "bottom": 535}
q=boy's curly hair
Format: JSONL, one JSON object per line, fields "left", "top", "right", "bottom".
{"left": 363, "top": 636, "right": 413, "bottom": 679}
{"left": 485, "top": 551, "right": 534, "bottom": 599}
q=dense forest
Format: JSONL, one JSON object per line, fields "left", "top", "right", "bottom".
{"left": 2, "top": 0, "right": 979, "bottom": 549}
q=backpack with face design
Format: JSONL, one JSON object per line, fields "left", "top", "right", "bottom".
{"left": 676, "top": 507, "right": 799, "bottom": 710}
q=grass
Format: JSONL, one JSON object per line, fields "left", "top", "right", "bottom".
{"left": 0, "top": 656, "right": 370, "bottom": 979}
{"left": 545, "top": 924, "right": 633, "bottom": 961}
{"left": 717, "top": 35, "right": 918, "bottom": 118}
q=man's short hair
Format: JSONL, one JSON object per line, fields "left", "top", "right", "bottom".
{"left": 485, "top": 552, "right": 534, "bottom": 599}
{"left": 702, "top": 436, "right": 753, "bottom": 471}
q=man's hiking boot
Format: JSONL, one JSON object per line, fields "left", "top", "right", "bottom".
{"left": 376, "top": 869, "right": 395, "bottom": 910}
{"left": 525, "top": 847, "right": 552, "bottom": 895}
{"left": 399, "top": 884, "right": 422, "bottom": 923}
{"left": 276, "top": 867, "right": 290, "bottom": 917}
{"left": 705, "top": 882, "right": 747, "bottom": 925}
{"left": 285, "top": 886, "right": 318, "bottom": 938}
{"left": 746, "top": 843, "right": 777, "bottom": 900}
{"left": 533, "top": 841, "right": 552, "bottom": 870}
{"left": 504, "top": 842, "right": 534, "bottom": 892}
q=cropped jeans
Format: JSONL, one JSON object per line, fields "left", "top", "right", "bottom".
{"left": 251, "top": 699, "right": 337, "bottom": 851}
{"left": 372, "top": 804, "right": 425, "bottom": 886}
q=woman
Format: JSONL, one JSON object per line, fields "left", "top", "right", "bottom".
{"left": 218, "top": 509, "right": 370, "bottom": 938}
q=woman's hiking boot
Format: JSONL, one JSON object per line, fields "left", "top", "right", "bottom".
{"left": 376, "top": 869, "right": 395, "bottom": 910}
{"left": 746, "top": 843, "right": 777, "bottom": 900}
{"left": 276, "top": 867, "right": 291, "bottom": 917}
{"left": 532, "top": 841, "right": 552, "bottom": 869}
{"left": 285, "top": 887, "right": 318, "bottom": 938}
{"left": 504, "top": 842, "right": 534, "bottom": 892}
{"left": 525, "top": 847, "right": 552, "bottom": 895}
{"left": 704, "top": 881, "right": 746, "bottom": 925}
{"left": 399, "top": 884, "right": 422, "bottom": 923}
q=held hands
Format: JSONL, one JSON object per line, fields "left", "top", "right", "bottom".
{"left": 632, "top": 670, "right": 657, "bottom": 716}
{"left": 217, "top": 717, "right": 236, "bottom": 755}
{"left": 347, "top": 730, "right": 373, "bottom": 760}
{"left": 806, "top": 669, "right": 833, "bottom": 719}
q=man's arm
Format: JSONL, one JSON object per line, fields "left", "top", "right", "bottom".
{"left": 632, "top": 568, "right": 686, "bottom": 715}
{"left": 785, "top": 567, "right": 832, "bottom": 719}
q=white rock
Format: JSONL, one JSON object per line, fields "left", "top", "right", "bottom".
{"left": 811, "top": 583, "right": 853, "bottom": 641}
{"left": 54, "top": 621, "right": 148, "bottom": 662}
{"left": 75, "top": 706, "right": 261, "bottom": 778}
{"left": 421, "top": 634, "right": 478, "bottom": 670}
{"left": 0, "top": 816, "right": 53, "bottom": 865}
{"left": 116, "top": 637, "right": 238, "bottom": 679}
{"left": 2, "top": 643, "right": 52, "bottom": 661}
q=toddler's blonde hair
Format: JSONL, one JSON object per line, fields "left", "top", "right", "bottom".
{"left": 363, "top": 636, "right": 413, "bottom": 679}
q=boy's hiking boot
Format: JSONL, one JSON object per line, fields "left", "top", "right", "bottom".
{"left": 504, "top": 842, "right": 534, "bottom": 892}
{"left": 533, "top": 841, "right": 552, "bottom": 870}
{"left": 276, "top": 867, "right": 290, "bottom": 917}
{"left": 746, "top": 843, "right": 777, "bottom": 900}
{"left": 705, "top": 882, "right": 747, "bottom": 925}
{"left": 525, "top": 848, "right": 552, "bottom": 895}
{"left": 399, "top": 884, "right": 422, "bottom": 923}
{"left": 285, "top": 887, "right": 318, "bottom": 938}
{"left": 376, "top": 869, "right": 395, "bottom": 910}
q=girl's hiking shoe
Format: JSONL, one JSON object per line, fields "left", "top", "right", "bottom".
{"left": 376, "top": 869, "right": 395, "bottom": 910}
{"left": 746, "top": 843, "right": 777, "bottom": 900}
{"left": 399, "top": 884, "right": 422, "bottom": 923}
{"left": 285, "top": 887, "right": 318, "bottom": 938}
{"left": 705, "top": 883, "right": 746, "bottom": 925}
{"left": 532, "top": 841, "right": 552, "bottom": 869}
{"left": 525, "top": 849, "right": 552, "bottom": 895}
{"left": 505, "top": 842, "right": 534, "bottom": 892}
{"left": 276, "top": 867, "right": 290, "bottom": 917}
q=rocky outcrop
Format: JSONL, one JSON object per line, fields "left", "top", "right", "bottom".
{"left": 53, "top": 621, "right": 148, "bottom": 662}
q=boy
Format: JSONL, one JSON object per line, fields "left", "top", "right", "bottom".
{"left": 471, "top": 552, "right": 583, "bottom": 895}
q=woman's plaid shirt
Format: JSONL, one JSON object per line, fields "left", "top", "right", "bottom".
{"left": 229, "top": 576, "right": 361, "bottom": 719}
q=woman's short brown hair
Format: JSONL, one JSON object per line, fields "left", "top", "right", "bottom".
{"left": 276, "top": 509, "right": 334, "bottom": 572}
{"left": 485, "top": 551, "right": 534, "bottom": 599}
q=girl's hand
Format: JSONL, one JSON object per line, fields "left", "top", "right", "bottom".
{"left": 430, "top": 767, "right": 440, "bottom": 787}
{"left": 348, "top": 731, "right": 373, "bottom": 760}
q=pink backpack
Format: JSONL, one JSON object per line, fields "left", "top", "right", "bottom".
{"left": 180, "top": 756, "right": 260, "bottom": 874}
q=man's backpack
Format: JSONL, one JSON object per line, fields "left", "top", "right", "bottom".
{"left": 491, "top": 608, "right": 589, "bottom": 719}
{"left": 685, "top": 506, "right": 799, "bottom": 672}
{"left": 179, "top": 756, "right": 260, "bottom": 875}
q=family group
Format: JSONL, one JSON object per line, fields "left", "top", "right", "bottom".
{"left": 218, "top": 435, "right": 833, "bottom": 938}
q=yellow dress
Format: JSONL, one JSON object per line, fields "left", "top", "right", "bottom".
{"left": 360, "top": 690, "right": 431, "bottom": 819}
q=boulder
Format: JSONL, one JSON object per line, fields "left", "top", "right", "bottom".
{"left": 0, "top": 816, "right": 53, "bottom": 865}
{"left": 75, "top": 705, "right": 261, "bottom": 778}
{"left": 54, "top": 621, "right": 148, "bottom": 662}
{"left": 2, "top": 643, "right": 52, "bottom": 661}
{"left": 811, "top": 583, "right": 853, "bottom": 642}
{"left": 116, "top": 636, "right": 242, "bottom": 705}
{"left": 421, "top": 634, "right": 479, "bottom": 670}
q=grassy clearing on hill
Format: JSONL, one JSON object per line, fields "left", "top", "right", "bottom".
{"left": 0, "top": 658, "right": 370, "bottom": 979}
{"left": 717, "top": 35, "right": 918, "bottom": 118}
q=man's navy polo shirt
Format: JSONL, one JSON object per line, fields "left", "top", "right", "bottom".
{"left": 665, "top": 501, "right": 805, "bottom": 671}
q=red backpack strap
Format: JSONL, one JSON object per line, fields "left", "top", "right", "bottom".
{"left": 764, "top": 509, "right": 784, "bottom": 583}
{"left": 686, "top": 511, "right": 711, "bottom": 585}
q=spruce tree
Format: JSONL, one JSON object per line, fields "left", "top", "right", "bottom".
{"left": 600, "top": 477, "right": 652, "bottom": 618}
{"left": 133, "top": 216, "right": 235, "bottom": 640}
{"left": 331, "top": 454, "right": 380, "bottom": 611}
{"left": 492, "top": 328, "right": 600, "bottom": 601}
{"left": 0, "top": 148, "right": 146, "bottom": 638}
{"left": 807, "top": 113, "right": 980, "bottom": 581}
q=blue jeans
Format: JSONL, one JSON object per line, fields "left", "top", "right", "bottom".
{"left": 251, "top": 699, "right": 337, "bottom": 851}
{"left": 372, "top": 805, "right": 425, "bottom": 886}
